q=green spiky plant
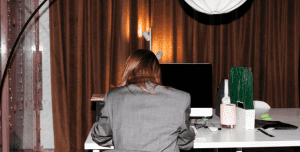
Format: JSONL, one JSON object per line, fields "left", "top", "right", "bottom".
{"left": 230, "top": 67, "right": 254, "bottom": 109}
{"left": 242, "top": 67, "right": 254, "bottom": 109}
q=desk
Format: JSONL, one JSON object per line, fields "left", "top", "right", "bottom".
{"left": 85, "top": 108, "right": 300, "bottom": 152}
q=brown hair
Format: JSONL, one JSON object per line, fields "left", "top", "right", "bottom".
{"left": 115, "top": 49, "right": 170, "bottom": 95}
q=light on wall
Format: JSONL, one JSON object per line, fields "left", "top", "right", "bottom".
{"left": 32, "top": 45, "right": 36, "bottom": 52}
{"left": 184, "top": 0, "right": 246, "bottom": 15}
{"left": 138, "top": 28, "right": 143, "bottom": 37}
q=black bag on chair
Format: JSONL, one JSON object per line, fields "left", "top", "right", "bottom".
{"left": 96, "top": 101, "right": 105, "bottom": 121}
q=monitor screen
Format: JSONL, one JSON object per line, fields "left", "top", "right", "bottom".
{"left": 160, "top": 63, "right": 212, "bottom": 109}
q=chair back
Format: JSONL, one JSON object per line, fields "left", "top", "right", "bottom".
{"left": 254, "top": 100, "right": 271, "bottom": 110}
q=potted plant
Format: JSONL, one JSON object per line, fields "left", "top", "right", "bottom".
{"left": 230, "top": 67, "right": 255, "bottom": 129}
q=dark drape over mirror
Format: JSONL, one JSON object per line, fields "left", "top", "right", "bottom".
{"left": 49, "top": 0, "right": 300, "bottom": 151}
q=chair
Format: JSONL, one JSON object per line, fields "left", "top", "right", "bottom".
{"left": 254, "top": 100, "right": 271, "bottom": 110}
{"left": 91, "top": 94, "right": 106, "bottom": 122}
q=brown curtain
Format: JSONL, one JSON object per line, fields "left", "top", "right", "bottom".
{"left": 49, "top": 0, "right": 300, "bottom": 151}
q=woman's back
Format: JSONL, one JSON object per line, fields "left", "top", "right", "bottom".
{"left": 92, "top": 82, "right": 195, "bottom": 152}
{"left": 91, "top": 50, "right": 195, "bottom": 151}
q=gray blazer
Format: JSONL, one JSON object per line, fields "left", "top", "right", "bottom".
{"left": 91, "top": 81, "right": 195, "bottom": 152}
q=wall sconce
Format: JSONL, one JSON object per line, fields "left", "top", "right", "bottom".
{"left": 156, "top": 51, "right": 163, "bottom": 60}
{"left": 141, "top": 28, "right": 163, "bottom": 60}
{"left": 142, "top": 28, "right": 151, "bottom": 51}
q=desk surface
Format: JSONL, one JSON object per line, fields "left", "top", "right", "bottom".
{"left": 85, "top": 108, "right": 300, "bottom": 150}
{"left": 194, "top": 108, "right": 300, "bottom": 148}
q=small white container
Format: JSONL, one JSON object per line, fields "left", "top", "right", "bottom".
{"left": 236, "top": 105, "right": 255, "bottom": 130}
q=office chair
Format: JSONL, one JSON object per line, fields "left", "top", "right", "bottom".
{"left": 254, "top": 100, "right": 271, "bottom": 110}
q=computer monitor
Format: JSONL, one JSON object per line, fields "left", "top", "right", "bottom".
{"left": 160, "top": 63, "right": 213, "bottom": 118}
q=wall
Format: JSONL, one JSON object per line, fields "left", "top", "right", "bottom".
{"left": 39, "top": 0, "right": 54, "bottom": 149}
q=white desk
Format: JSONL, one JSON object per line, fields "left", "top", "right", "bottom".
{"left": 194, "top": 108, "right": 300, "bottom": 149}
{"left": 85, "top": 130, "right": 114, "bottom": 151}
{"left": 85, "top": 108, "right": 300, "bottom": 151}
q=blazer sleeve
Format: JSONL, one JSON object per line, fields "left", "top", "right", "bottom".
{"left": 91, "top": 92, "right": 113, "bottom": 147}
{"left": 177, "top": 93, "right": 195, "bottom": 150}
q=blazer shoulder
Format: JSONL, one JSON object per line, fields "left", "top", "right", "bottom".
{"left": 107, "top": 86, "right": 127, "bottom": 94}
{"left": 103, "top": 86, "right": 126, "bottom": 101}
{"left": 164, "top": 87, "right": 190, "bottom": 101}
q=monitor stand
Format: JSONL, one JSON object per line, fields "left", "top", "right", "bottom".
{"left": 190, "top": 108, "right": 213, "bottom": 118}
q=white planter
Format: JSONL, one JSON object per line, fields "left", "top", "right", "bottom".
{"left": 236, "top": 106, "right": 255, "bottom": 130}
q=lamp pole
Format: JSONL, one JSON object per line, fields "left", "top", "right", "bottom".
{"left": 149, "top": 28, "right": 151, "bottom": 51}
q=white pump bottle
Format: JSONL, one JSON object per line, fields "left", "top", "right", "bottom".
{"left": 222, "top": 79, "right": 231, "bottom": 104}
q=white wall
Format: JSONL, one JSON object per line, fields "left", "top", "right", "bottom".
{"left": 39, "top": 0, "right": 55, "bottom": 149}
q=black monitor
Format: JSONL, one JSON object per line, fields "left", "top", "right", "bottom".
{"left": 160, "top": 63, "right": 213, "bottom": 117}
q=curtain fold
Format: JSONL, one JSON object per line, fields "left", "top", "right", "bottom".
{"left": 49, "top": 0, "right": 300, "bottom": 151}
